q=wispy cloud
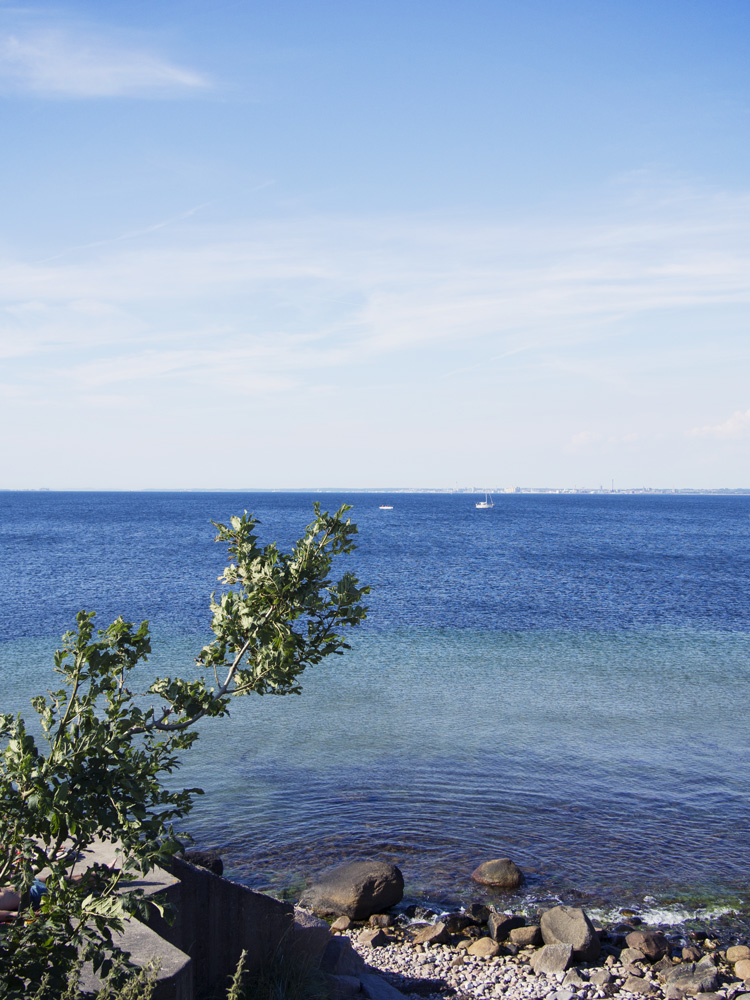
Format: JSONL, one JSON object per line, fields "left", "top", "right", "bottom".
{"left": 691, "top": 409, "right": 750, "bottom": 441}
{"left": 0, "top": 28, "right": 210, "bottom": 97}
{"left": 3, "top": 186, "right": 750, "bottom": 402}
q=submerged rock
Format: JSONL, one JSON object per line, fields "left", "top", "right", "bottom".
{"left": 471, "top": 858, "right": 525, "bottom": 889}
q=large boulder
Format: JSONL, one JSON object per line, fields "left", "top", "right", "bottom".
{"left": 540, "top": 905, "right": 600, "bottom": 962}
{"left": 663, "top": 958, "right": 719, "bottom": 995}
{"left": 471, "top": 858, "right": 524, "bottom": 889}
{"left": 300, "top": 861, "right": 404, "bottom": 920}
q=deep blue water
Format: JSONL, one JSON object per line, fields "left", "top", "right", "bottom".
{"left": 1, "top": 492, "right": 749, "bottom": 928}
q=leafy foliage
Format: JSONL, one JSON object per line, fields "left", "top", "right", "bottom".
{"left": 0, "top": 505, "right": 368, "bottom": 998}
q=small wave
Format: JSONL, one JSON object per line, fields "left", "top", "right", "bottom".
{"left": 588, "top": 898, "right": 739, "bottom": 928}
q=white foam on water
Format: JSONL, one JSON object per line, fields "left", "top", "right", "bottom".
{"left": 588, "top": 897, "right": 739, "bottom": 928}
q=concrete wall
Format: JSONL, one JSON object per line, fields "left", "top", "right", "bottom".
{"left": 147, "top": 856, "right": 295, "bottom": 997}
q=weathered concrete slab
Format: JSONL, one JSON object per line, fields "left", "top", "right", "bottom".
{"left": 77, "top": 913, "right": 193, "bottom": 1000}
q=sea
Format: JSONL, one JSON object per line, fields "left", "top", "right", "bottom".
{"left": 1, "top": 491, "right": 749, "bottom": 936}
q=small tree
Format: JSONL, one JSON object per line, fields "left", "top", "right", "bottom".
{"left": 0, "top": 504, "right": 368, "bottom": 998}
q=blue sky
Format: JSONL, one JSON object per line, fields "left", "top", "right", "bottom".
{"left": 2, "top": 1, "right": 750, "bottom": 489}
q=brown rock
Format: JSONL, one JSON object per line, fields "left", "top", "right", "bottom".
{"left": 332, "top": 916, "right": 353, "bottom": 932}
{"left": 621, "top": 947, "right": 648, "bottom": 964}
{"left": 622, "top": 975, "right": 656, "bottom": 995}
{"left": 625, "top": 930, "right": 670, "bottom": 961}
{"left": 735, "top": 958, "right": 750, "bottom": 981}
{"left": 359, "top": 927, "right": 391, "bottom": 948}
{"left": 540, "top": 905, "right": 600, "bottom": 962}
{"left": 682, "top": 946, "right": 702, "bottom": 962}
{"left": 471, "top": 858, "right": 525, "bottom": 889}
{"left": 487, "top": 912, "right": 526, "bottom": 941}
{"left": 664, "top": 959, "right": 719, "bottom": 995}
{"left": 510, "top": 925, "right": 542, "bottom": 947}
{"left": 369, "top": 913, "right": 394, "bottom": 928}
{"left": 299, "top": 861, "right": 404, "bottom": 920}
{"left": 467, "top": 902, "right": 491, "bottom": 924}
{"left": 411, "top": 921, "right": 451, "bottom": 947}
{"left": 443, "top": 912, "right": 477, "bottom": 934}
{"left": 467, "top": 937, "right": 501, "bottom": 958}
{"left": 530, "top": 942, "right": 573, "bottom": 974}
{"left": 727, "top": 946, "right": 750, "bottom": 965}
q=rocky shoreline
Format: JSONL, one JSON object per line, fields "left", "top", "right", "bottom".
{"left": 293, "top": 859, "right": 750, "bottom": 1000}
{"left": 338, "top": 911, "right": 750, "bottom": 1000}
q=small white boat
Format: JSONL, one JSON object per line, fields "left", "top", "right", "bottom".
{"left": 379, "top": 504, "right": 393, "bottom": 510}
{"left": 475, "top": 493, "right": 494, "bottom": 509}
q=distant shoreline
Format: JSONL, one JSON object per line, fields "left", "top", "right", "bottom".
{"left": 3, "top": 488, "right": 750, "bottom": 496}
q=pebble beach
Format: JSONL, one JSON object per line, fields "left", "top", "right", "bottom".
{"left": 341, "top": 919, "right": 750, "bottom": 1000}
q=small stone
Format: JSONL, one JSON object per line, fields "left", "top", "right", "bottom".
{"left": 735, "top": 959, "right": 750, "bottom": 981}
{"left": 468, "top": 902, "right": 492, "bottom": 924}
{"left": 624, "top": 964, "right": 644, "bottom": 977}
{"left": 443, "top": 912, "right": 476, "bottom": 934}
{"left": 590, "top": 970, "right": 613, "bottom": 988}
{"left": 332, "top": 916, "right": 353, "bottom": 932}
{"left": 622, "top": 975, "right": 656, "bottom": 995}
{"left": 664, "top": 986, "right": 685, "bottom": 1000}
{"left": 682, "top": 947, "right": 702, "bottom": 962}
{"left": 653, "top": 956, "right": 674, "bottom": 978}
{"left": 727, "top": 947, "right": 750, "bottom": 966}
{"left": 563, "top": 969, "right": 588, "bottom": 987}
{"left": 510, "top": 925, "right": 542, "bottom": 947}
{"left": 369, "top": 913, "right": 394, "bottom": 928}
{"left": 530, "top": 943, "right": 573, "bottom": 975}
{"left": 625, "top": 931, "right": 670, "bottom": 962}
{"left": 411, "top": 921, "right": 451, "bottom": 947}
{"left": 359, "top": 928, "right": 391, "bottom": 948}
{"left": 488, "top": 912, "right": 526, "bottom": 941}
{"left": 467, "top": 937, "right": 501, "bottom": 958}
{"left": 621, "top": 948, "right": 648, "bottom": 965}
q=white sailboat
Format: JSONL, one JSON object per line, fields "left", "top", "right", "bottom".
{"left": 475, "top": 493, "right": 494, "bottom": 509}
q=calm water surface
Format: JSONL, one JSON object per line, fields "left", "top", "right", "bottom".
{"left": 1, "top": 492, "right": 749, "bottom": 929}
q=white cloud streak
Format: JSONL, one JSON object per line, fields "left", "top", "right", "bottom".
{"left": 691, "top": 409, "right": 750, "bottom": 441}
{"left": 0, "top": 28, "right": 210, "bottom": 97}
{"left": 2, "top": 188, "right": 750, "bottom": 401}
